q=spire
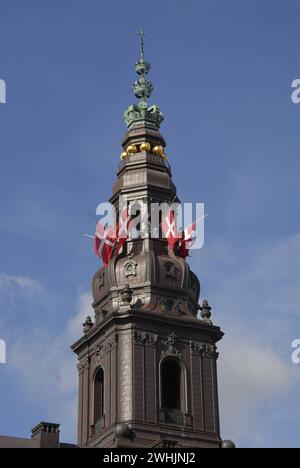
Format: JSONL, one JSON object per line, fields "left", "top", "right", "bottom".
{"left": 133, "top": 29, "right": 153, "bottom": 102}
{"left": 123, "top": 30, "right": 164, "bottom": 130}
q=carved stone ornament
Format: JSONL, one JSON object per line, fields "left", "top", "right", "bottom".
{"left": 134, "top": 330, "right": 158, "bottom": 345}
{"left": 120, "top": 283, "right": 133, "bottom": 304}
{"left": 83, "top": 316, "right": 93, "bottom": 334}
{"left": 124, "top": 260, "right": 137, "bottom": 278}
{"left": 96, "top": 270, "right": 105, "bottom": 289}
{"left": 200, "top": 299, "right": 213, "bottom": 325}
{"left": 164, "top": 261, "right": 179, "bottom": 287}
{"left": 164, "top": 261, "right": 178, "bottom": 279}
{"left": 161, "top": 332, "right": 182, "bottom": 359}
{"left": 190, "top": 341, "right": 218, "bottom": 359}
{"left": 174, "top": 299, "right": 187, "bottom": 316}
{"left": 131, "top": 297, "right": 146, "bottom": 311}
{"left": 96, "top": 334, "right": 119, "bottom": 361}
{"left": 77, "top": 355, "right": 91, "bottom": 375}
{"left": 157, "top": 297, "right": 174, "bottom": 313}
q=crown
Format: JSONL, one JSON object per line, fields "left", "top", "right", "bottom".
{"left": 124, "top": 101, "right": 164, "bottom": 130}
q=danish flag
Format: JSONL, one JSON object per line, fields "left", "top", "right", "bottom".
{"left": 117, "top": 208, "right": 132, "bottom": 239}
{"left": 94, "top": 222, "right": 116, "bottom": 267}
{"left": 115, "top": 208, "right": 132, "bottom": 254}
{"left": 93, "top": 208, "right": 132, "bottom": 267}
{"left": 162, "top": 209, "right": 182, "bottom": 249}
{"left": 178, "top": 222, "right": 197, "bottom": 259}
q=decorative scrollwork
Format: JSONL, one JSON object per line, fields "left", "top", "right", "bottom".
{"left": 134, "top": 330, "right": 158, "bottom": 345}
{"left": 190, "top": 341, "right": 218, "bottom": 359}
{"left": 124, "top": 260, "right": 137, "bottom": 278}
{"left": 161, "top": 332, "right": 182, "bottom": 359}
{"left": 96, "top": 334, "right": 118, "bottom": 361}
{"left": 77, "top": 355, "right": 91, "bottom": 375}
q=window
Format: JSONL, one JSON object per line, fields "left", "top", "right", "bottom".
{"left": 94, "top": 368, "right": 104, "bottom": 421}
{"left": 161, "top": 358, "right": 181, "bottom": 410}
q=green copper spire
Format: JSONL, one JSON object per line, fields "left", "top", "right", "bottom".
{"left": 124, "top": 30, "right": 164, "bottom": 130}
{"left": 133, "top": 29, "right": 153, "bottom": 101}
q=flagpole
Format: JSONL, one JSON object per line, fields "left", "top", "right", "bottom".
{"left": 85, "top": 211, "right": 98, "bottom": 221}
{"left": 193, "top": 213, "right": 208, "bottom": 225}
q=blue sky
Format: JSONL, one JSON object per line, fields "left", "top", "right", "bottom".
{"left": 0, "top": 0, "right": 300, "bottom": 447}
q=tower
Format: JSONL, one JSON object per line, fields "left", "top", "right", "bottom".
{"left": 72, "top": 33, "right": 224, "bottom": 449}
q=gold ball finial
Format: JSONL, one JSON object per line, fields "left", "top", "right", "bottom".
{"left": 126, "top": 144, "right": 137, "bottom": 155}
{"left": 140, "top": 142, "right": 151, "bottom": 153}
{"left": 152, "top": 145, "right": 164, "bottom": 156}
{"left": 120, "top": 151, "right": 128, "bottom": 160}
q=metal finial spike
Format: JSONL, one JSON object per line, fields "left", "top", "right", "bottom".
{"left": 134, "top": 29, "right": 153, "bottom": 101}
{"left": 138, "top": 29, "right": 145, "bottom": 57}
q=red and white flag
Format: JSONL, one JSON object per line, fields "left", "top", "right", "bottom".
{"left": 178, "top": 222, "right": 197, "bottom": 259}
{"left": 117, "top": 208, "right": 132, "bottom": 239}
{"left": 115, "top": 208, "right": 132, "bottom": 255}
{"left": 162, "top": 209, "right": 182, "bottom": 249}
{"left": 94, "top": 222, "right": 116, "bottom": 267}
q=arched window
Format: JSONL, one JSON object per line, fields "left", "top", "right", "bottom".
{"left": 94, "top": 368, "right": 104, "bottom": 422}
{"left": 161, "top": 358, "right": 181, "bottom": 410}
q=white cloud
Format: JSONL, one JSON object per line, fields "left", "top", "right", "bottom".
{"left": 192, "top": 231, "right": 300, "bottom": 447}
{"left": 0, "top": 273, "right": 42, "bottom": 295}
{"left": 215, "top": 233, "right": 300, "bottom": 346}
{"left": 0, "top": 274, "right": 43, "bottom": 328}
{"left": 7, "top": 289, "right": 93, "bottom": 442}
{"left": 218, "top": 333, "right": 297, "bottom": 446}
